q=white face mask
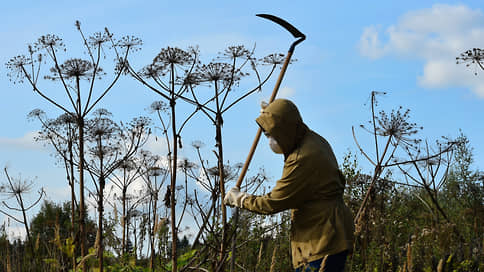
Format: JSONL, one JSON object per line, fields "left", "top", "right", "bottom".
{"left": 268, "top": 136, "right": 283, "bottom": 154}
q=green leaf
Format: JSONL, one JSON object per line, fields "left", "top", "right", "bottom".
{"left": 177, "top": 249, "right": 197, "bottom": 267}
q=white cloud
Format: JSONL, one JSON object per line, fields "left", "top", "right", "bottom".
{"left": 0, "top": 131, "right": 46, "bottom": 151}
{"left": 194, "top": 168, "right": 211, "bottom": 192}
{"left": 398, "top": 4, "right": 483, "bottom": 36}
{"left": 259, "top": 86, "right": 296, "bottom": 104}
{"left": 359, "top": 25, "right": 385, "bottom": 59}
{"left": 44, "top": 185, "right": 71, "bottom": 202}
{"left": 278, "top": 86, "right": 296, "bottom": 98}
{"left": 144, "top": 134, "right": 169, "bottom": 155}
{"left": 358, "top": 4, "right": 484, "bottom": 97}
{"left": 105, "top": 175, "right": 148, "bottom": 202}
{"left": 7, "top": 226, "right": 26, "bottom": 242}
{"left": 0, "top": 217, "right": 27, "bottom": 242}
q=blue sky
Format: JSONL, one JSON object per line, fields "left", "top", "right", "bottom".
{"left": 1, "top": 1, "right": 483, "bottom": 239}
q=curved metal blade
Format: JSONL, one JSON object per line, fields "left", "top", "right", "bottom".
{"left": 256, "top": 14, "right": 305, "bottom": 38}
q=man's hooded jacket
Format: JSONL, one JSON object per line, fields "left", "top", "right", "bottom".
{"left": 242, "top": 99, "right": 354, "bottom": 268}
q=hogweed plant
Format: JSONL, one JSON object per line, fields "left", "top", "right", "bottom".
{"left": 109, "top": 158, "right": 145, "bottom": 256}
{"left": 129, "top": 46, "right": 201, "bottom": 272}
{"left": 6, "top": 21, "right": 141, "bottom": 271}
{"left": 185, "top": 141, "right": 272, "bottom": 271}
{"left": 83, "top": 109, "right": 150, "bottom": 271}
{"left": 398, "top": 140, "right": 458, "bottom": 224}
{"left": 350, "top": 92, "right": 462, "bottom": 270}
{"left": 187, "top": 45, "right": 285, "bottom": 271}
{"left": 0, "top": 168, "right": 45, "bottom": 265}
{"left": 135, "top": 150, "right": 170, "bottom": 271}
{"left": 352, "top": 92, "right": 456, "bottom": 231}
{"left": 127, "top": 43, "right": 285, "bottom": 271}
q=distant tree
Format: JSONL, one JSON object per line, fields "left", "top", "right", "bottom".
{"left": 30, "top": 200, "right": 97, "bottom": 270}
{"left": 0, "top": 223, "right": 11, "bottom": 271}
{"left": 30, "top": 200, "right": 70, "bottom": 252}
{"left": 177, "top": 235, "right": 190, "bottom": 255}
{"left": 443, "top": 131, "right": 483, "bottom": 261}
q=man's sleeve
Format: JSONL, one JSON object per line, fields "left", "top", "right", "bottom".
{"left": 242, "top": 155, "right": 310, "bottom": 215}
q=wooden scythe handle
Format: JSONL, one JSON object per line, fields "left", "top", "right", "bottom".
{"left": 235, "top": 50, "right": 295, "bottom": 189}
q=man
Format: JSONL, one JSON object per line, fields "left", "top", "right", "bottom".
{"left": 224, "top": 99, "right": 354, "bottom": 272}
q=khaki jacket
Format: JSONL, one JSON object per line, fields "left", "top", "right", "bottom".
{"left": 242, "top": 99, "right": 354, "bottom": 268}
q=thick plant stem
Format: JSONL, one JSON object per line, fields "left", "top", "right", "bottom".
{"left": 78, "top": 118, "right": 87, "bottom": 271}
{"left": 97, "top": 178, "right": 105, "bottom": 272}
{"left": 216, "top": 121, "right": 228, "bottom": 270}
{"left": 230, "top": 208, "right": 239, "bottom": 272}
{"left": 18, "top": 194, "right": 34, "bottom": 259}
{"left": 97, "top": 136, "right": 105, "bottom": 272}
{"left": 354, "top": 136, "right": 392, "bottom": 227}
{"left": 122, "top": 168, "right": 127, "bottom": 255}
{"left": 214, "top": 79, "right": 228, "bottom": 271}
{"left": 269, "top": 245, "right": 277, "bottom": 272}
{"left": 148, "top": 193, "right": 154, "bottom": 271}
{"left": 122, "top": 188, "right": 127, "bottom": 255}
{"left": 255, "top": 241, "right": 263, "bottom": 270}
{"left": 76, "top": 74, "right": 87, "bottom": 272}
{"left": 150, "top": 192, "right": 158, "bottom": 271}
{"left": 68, "top": 138, "right": 76, "bottom": 272}
{"left": 170, "top": 63, "right": 178, "bottom": 272}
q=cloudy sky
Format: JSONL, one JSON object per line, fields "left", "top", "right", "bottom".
{"left": 1, "top": 0, "right": 483, "bottom": 239}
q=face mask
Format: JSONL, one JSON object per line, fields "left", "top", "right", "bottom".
{"left": 268, "top": 136, "right": 283, "bottom": 154}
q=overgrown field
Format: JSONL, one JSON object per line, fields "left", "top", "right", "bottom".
{"left": 1, "top": 22, "right": 482, "bottom": 272}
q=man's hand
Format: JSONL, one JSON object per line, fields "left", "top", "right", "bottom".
{"left": 224, "top": 187, "right": 249, "bottom": 208}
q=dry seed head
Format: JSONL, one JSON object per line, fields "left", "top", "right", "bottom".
{"left": 45, "top": 58, "right": 104, "bottom": 81}
{"left": 456, "top": 48, "right": 484, "bottom": 75}
{"left": 222, "top": 45, "right": 250, "bottom": 59}
{"left": 34, "top": 34, "right": 65, "bottom": 52}
{"left": 115, "top": 35, "right": 142, "bottom": 52}
{"left": 196, "top": 62, "right": 234, "bottom": 82}
{"left": 89, "top": 31, "right": 110, "bottom": 47}
{"left": 6, "top": 55, "right": 32, "bottom": 83}
{"left": 260, "top": 53, "right": 286, "bottom": 65}
{"left": 27, "top": 109, "right": 46, "bottom": 121}
{"left": 371, "top": 106, "right": 423, "bottom": 148}
{"left": 149, "top": 100, "right": 168, "bottom": 113}
{"left": 153, "top": 46, "right": 195, "bottom": 67}
{"left": 191, "top": 140, "right": 204, "bottom": 150}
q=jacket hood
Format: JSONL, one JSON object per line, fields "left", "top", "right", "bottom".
{"left": 256, "top": 99, "right": 308, "bottom": 155}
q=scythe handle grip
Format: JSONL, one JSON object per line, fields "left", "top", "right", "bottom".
{"left": 235, "top": 49, "right": 295, "bottom": 189}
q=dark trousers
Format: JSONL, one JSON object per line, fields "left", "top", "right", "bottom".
{"left": 295, "top": 250, "right": 348, "bottom": 272}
